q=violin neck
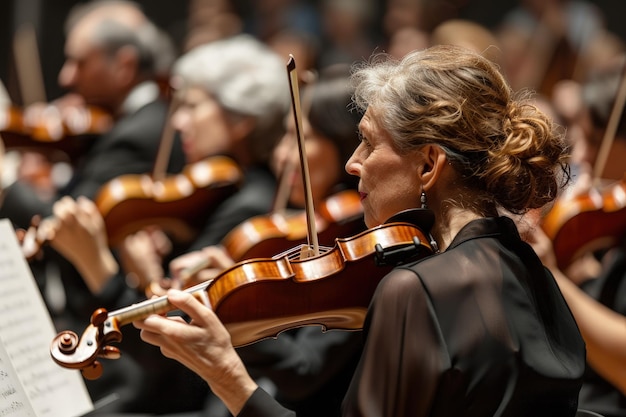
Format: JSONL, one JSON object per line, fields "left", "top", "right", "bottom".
{"left": 110, "top": 280, "right": 213, "bottom": 326}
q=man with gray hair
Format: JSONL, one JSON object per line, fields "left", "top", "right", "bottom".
{"left": 1, "top": 0, "right": 184, "bottom": 223}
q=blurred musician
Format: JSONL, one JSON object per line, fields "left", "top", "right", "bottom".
{"left": 527, "top": 58, "right": 626, "bottom": 417}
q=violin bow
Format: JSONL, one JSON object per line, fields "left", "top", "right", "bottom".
{"left": 286, "top": 55, "right": 319, "bottom": 257}
{"left": 592, "top": 59, "right": 626, "bottom": 185}
{"left": 13, "top": 23, "right": 47, "bottom": 105}
{"left": 271, "top": 69, "right": 318, "bottom": 215}
{"left": 151, "top": 84, "right": 181, "bottom": 181}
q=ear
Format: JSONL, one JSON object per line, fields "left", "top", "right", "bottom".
{"left": 417, "top": 144, "right": 448, "bottom": 192}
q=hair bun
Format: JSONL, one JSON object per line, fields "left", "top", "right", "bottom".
{"left": 485, "top": 98, "right": 568, "bottom": 213}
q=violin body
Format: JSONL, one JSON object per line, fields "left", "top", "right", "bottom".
{"left": 96, "top": 155, "right": 243, "bottom": 246}
{"left": 542, "top": 177, "right": 626, "bottom": 269}
{"left": 0, "top": 104, "right": 112, "bottom": 163}
{"left": 222, "top": 189, "right": 365, "bottom": 261}
{"left": 50, "top": 213, "right": 434, "bottom": 379}
{"left": 213, "top": 221, "right": 431, "bottom": 345}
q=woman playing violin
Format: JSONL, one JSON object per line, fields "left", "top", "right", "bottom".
{"left": 134, "top": 45, "right": 585, "bottom": 417}
{"left": 527, "top": 59, "right": 626, "bottom": 417}
{"left": 116, "top": 33, "right": 290, "bottom": 291}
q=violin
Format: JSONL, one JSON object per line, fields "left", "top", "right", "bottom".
{"left": 541, "top": 58, "right": 626, "bottom": 269}
{"left": 542, "top": 176, "right": 626, "bottom": 269}
{"left": 0, "top": 103, "right": 113, "bottom": 163}
{"left": 95, "top": 155, "right": 243, "bottom": 247}
{"left": 50, "top": 210, "right": 435, "bottom": 379}
{"left": 222, "top": 189, "right": 365, "bottom": 261}
{"left": 18, "top": 156, "right": 243, "bottom": 259}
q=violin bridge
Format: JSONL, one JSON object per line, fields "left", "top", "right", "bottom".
{"left": 274, "top": 244, "right": 333, "bottom": 260}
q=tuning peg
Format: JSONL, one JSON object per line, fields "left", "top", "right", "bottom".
{"left": 98, "top": 345, "right": 121, "bottom": 360}
{"left": 80, "top": 361, "right": 103, "bottom": 380}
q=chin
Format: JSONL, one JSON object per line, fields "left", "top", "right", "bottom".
{"left": 363, "top": 215, "right": 376, "bottom": 229}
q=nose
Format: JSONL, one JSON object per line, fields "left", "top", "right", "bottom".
{"left": 58, "top": 61, "right": 76, "bottom": 89}
{"left": 171, "top": 107, "right": 189, "bottom": 133}
{"left": 274, "top": 135, "right": 290, "bottom": 164}
{"left": 344, "top": 146, "right": 362, "bottom": 178}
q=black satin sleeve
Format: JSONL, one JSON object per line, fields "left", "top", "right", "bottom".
{"left": 238, "top": 387, "right": 296, "bottom": 417}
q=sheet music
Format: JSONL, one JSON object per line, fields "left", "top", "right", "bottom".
{"left": 0, "top": 219, "right": 93, "bottom": 417}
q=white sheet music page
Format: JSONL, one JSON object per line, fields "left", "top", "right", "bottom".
{"left": 0, "top": 219, "right": 93, "bottom": 417}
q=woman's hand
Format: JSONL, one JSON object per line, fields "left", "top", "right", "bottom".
{"left": 133, "top": 289, "right": 258, "bottom": 415}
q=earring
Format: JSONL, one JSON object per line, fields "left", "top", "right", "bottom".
{"left": 420, "top": 190, "right": 427, "bottom": 209}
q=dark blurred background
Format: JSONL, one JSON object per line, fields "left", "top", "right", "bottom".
{"left": 1, "top": 0, "right": 625, "bottom": 104}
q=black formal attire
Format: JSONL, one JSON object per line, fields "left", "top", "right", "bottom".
{"left": 577, "top": 240, "right": 626, "bottom": 417}
{"left": 238, "top": 216, "right": 586, "bottom": 417}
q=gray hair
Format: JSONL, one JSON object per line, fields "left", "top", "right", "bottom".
{"left": 351, "top": 45, "right": 569, "bottom": 215}
{"left": 66, "top": 0, "right": 175, "bottom": 77}
{"left": 172, "top": 34, "right": 290, "bottom": 123}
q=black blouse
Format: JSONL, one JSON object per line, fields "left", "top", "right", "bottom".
{"left": 239, "top": 216, "right": 586, "bottom": 417}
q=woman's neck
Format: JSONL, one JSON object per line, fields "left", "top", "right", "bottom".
{"left": 432, "top": 206, "right": 484, "bottom": 251}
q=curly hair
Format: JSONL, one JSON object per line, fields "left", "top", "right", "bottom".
{"left": 351, "top": 44, "right": 570, "bottom": 215}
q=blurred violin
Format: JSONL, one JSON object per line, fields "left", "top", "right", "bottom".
{"left": 222, "top": 189, "right": 364, "bottom": 262}
{"left": 541, "top": 59, "right": 626, "bottom": 269}
{"left": 18, "top": 156, "right": 243, "bottom": 259}
{"left": 50, "top": 210, "right": 435, "bottom": 379}
{"left": 542, "top": 176, "right": 626, "bottom": 269}
{"left": 95, "top": 155, "right": 243, "bottom": 247}
{"left": 0, "top": 103, "right": 113, "bottom": 161}
{"left": 0, "top": 103, "right": 112, "bottom": 140}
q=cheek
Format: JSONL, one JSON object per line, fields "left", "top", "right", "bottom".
{"left": 194, "top": 111, "right": 232, "bottom": 150}
{"left": 370, "top": 172, "right": 420, "bottom": 222}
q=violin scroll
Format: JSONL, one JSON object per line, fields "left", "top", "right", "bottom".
{"left": 50, "top": 308, "right": 122, "bottom": 380}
